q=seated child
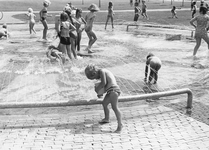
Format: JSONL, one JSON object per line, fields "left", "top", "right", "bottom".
{"left": 85, "top": 64, "right": 123, "bottom": 133}
{"left": 46, "top": 45, "right": 65, "bottom": 64}
{"left": 144, "top": 53, "right": 162, "bottom": 84}
{"left": 0, "top": 24, "right": 8, "bottom": 39}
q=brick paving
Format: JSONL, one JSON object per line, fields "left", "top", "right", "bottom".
{"left": 0, "top": 104, "right": 209, "bottom": 150}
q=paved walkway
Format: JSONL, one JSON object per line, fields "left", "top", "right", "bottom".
{"left": 1, "top": 104, "right": 209, "bottom": 150}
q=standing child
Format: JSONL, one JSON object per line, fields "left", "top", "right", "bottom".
{"left": 133, "top": 1, "right": 141, "bottom": 23}
{"left": 85, "top": 3, "right": 100, "bottom": 53}
{"left": 192, "top": 2, "right": 197, "bottom": 18}
{"left": 75, "top": 9, "right": 86, "bottom": 51}
{"left": 58, "top": 12, "right": 77, "bottom": 60}
{"left": 85, "top": 64, "right": 123, "bottom": 133}
{"left": 141, "top": 0, "right": 149, "bottom": 20}
{"left": 26, "top": 8, "right": 36, "bottom": 34}
{"left": 39, "top": 0, "right": 52, "bottom": 41}
{"left": 105, "top": 1, "right": 115, "bottom": 30}
{"left": 144, "top": 53, "right": 162, "bottom": 84}
{"left": 171, "top": 6, "right": 178, "bottom": 18}
{"left": 0, "top": 24, "right": 8, "bottom": 39}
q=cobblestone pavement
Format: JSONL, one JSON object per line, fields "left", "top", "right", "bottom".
{"left": 0, "top": 103, "right": 209, "bottom": 150}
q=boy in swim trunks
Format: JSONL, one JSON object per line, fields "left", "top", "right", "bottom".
{"left": 144, "top": 53, "right": 162, "bottom": 84}
{"left": 84, "top": 4, "right": 100, "bottom": 53}
{"left": 46, "top": 45, "right": 65, "bottom": 64}
{"left": 85, "top": 64, "right": 123, "bottom": 133}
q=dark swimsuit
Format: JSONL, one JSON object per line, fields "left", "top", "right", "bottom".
{"left": 106, "top": 86, "right": 121, "bottom": 96}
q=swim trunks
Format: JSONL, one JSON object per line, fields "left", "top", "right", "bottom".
{"left": 106, "top": 86, "right": 121, "bottom": 96}
{"left": 60, "top": 36, "right": 71, "bottom": 45}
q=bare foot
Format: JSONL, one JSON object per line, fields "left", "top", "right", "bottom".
{"left": 114, "top": 124, "right": 123, "bottom": 133}
{"left": 99, "top": 119, "right": 110, "bottom": 124}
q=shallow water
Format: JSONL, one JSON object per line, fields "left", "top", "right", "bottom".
{"left": 0, "top": 24, "right": 208, "bottom": 105}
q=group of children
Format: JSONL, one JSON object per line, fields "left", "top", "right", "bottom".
{"left": 133, "top": 0, "right": 149, "bottom": 23}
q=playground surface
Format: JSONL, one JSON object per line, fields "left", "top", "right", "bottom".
{"left": 1, "top": 1, "right": 209, "bottom": 149}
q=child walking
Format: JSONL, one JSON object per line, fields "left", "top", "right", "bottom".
{"left": 133, "top": 1, "right": 141, "bottom": 23}
{"left": 141, "top": 0, "right": 149, "bottom": 20}
{"left": 105, "top": 1, "right": 115, "bottom": 30}
{"left": 171, "top": 6, "right": 178, "bottom": 18}
{"left": 192, "top": 1, "right": 197, "bottom": 18}
{"left": 85, "top": 3, "right": 100, "bottom": 53}
{"left": 39, "top": 0, "right": 52, "bottom": 41}
{"left": 144, "top": 53, "right": 162, "bottom": 84}
{"left": 85, "top": 64, "right": 123, "bottom": 133}
{"left": 26, "top": 8, "right": 36, "bottom": 34}
{"left": 58, "top": 12, "right": 77, "bottom": 60}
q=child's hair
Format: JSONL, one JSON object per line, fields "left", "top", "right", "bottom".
{"left": 43, "top": 0, "right": 51, "bottom": 7}
{"left": 28, "top": 8, "right": 33, "bottom": 13}
{"left": 134, "top": 2, "right": 139, "bottom": 6}
{"left": 2, "top": 23, "right": 7, "bottom": 29}
{"left": 109, "top": 1, "right": 113, "bottom": 7}
{"left": 173, "top": 6, "right": 176, "bottom": 9}
{"left": 147, "top": 52, "right": 154, "bottom": 59}
{"left": 76, "top": 8, "right": 82, "bottom": 17}
{"left": 200, "top": 6, "right": 208, "bottom": 14}
{"left": 88, "top": 3, "right": 100, "bottom": 12}
{"left": 85, "top": 64, "right": 97, "bottom": 79}
{"left": 60, "top": 12, "right": 69, "bottom": 21}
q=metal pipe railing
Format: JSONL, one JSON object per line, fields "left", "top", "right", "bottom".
{"left": 0, "top": 88, "right": 193, "bottom": 113}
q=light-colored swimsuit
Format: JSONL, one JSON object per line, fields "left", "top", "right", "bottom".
{"left": 194, "top": 14, "right": 209, "bottom": 39}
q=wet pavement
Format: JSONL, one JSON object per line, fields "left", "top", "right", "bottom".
{"left": 0, "top": 11, "right": 209, "bottom": 150}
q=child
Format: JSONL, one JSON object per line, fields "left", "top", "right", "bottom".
{"left": 0, "top": 24, "right": 8, "bottom": 39}
{"left": 133, "top": 2, "right": 141, "bottom": 23}
{"left": 39, "top": 0, "right": 52, "bottom": 41}
{"left": 192, "top": 1, "right": 197, "bottom": 18}
{"left": 84, "top": 3, "right": 100, "bottom": 53}
{"left": 58, "top": 12, "right": 77, "bottom": 60}
{"left": 46, "top": 45, "right": 65, "bottom": 64}
{"left": 85, "top": 64, "right": 123, "bottom": 133}
{"left": 75, "top": 9, "right": 86, "bottom": 51}
{"left": 141, "top": 0, "right": 149, "bottom": 20}
{"left": 171, "top": 6, "right": 178, "bottom": 18}
{"left": 144, "top": 53, "right": 162, "bottom": 84}
{"left": 105, "top": 1, "right": 115, "bottom": 30}
{"left": 26, "top": 8, "right": 36, "bottom": 34}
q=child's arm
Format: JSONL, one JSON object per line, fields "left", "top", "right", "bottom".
{"left": 69, "top": 23, "right": 76, "bottom": 32}
{"left": 144, "top": 59, "right": 150, "bottom": 82}
{"left": 190, "top": 17, "right": 197, "bottom": 28}
{"left": 95, "top": 70, "right": 106, "bottom": 93}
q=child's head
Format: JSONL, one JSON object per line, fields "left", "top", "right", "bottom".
{"left": 109, "top": 1, "right": 113, "bottom": 7}
{"left": 2, "top": 23, "right": 7, "bottom": 29}
{"left": 173, "top": 6, "right": 176, "bottom": 9}
{"left": 85, "top": 64, "right": 98, "bottom": 80}
{"left": 142, "top": 0, "right": 146, "bottom": 3}
{"left": 43, "top": 0, "right": 51, "bottom": 7}
{"left": 28, "top": 8, "right": 33, "bottom": 13}
{"left": 146, "top": 52, "right": 154, "bottom": 59}
{"left": 134, "top": 2, "right": 139, "bottom": 6}
{"left": 88, "top": 3, "right": 100, "bottom": 12}
{"left": 199, "top": 6, "right": 208, "bottom": 14}
{"left": 60, "top": 12, "right": 69, "bottom": 21}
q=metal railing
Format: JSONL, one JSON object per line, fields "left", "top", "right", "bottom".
{"left": 0, "top": 88, "right": 193, "bottom": 114}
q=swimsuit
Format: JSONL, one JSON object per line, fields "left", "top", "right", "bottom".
{"left": 106, "top": 85, "right": 121, "bottom": 96}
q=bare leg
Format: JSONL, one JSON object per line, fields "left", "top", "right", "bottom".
{"left": 31, "top": 23, "right": 36, "bottom": 34}
{"left": 105, "top": 16, "right": 110, "bottom": 29}
{"left": 59, "top": 43, "right": 67, "bottom": 58}
{"left": 66, "top": 45, "right": 72, "bottom": 60}
{"left": 193, "top": 37, "right": 201, "bottom": 56}
{"left": 148, "top": 69, "right": 155, "bottom": 83}
{"left": 109, "top": 92, "right": 122, "bottom": 133}
{"left": 101, "top": 95, "right": 111, "bottom": 122}
{"left": 70, "top": 38, "right": 77, "bottom": 59}
{"left": 41, "top": 20, "right": 48, "bottom": 40}
{"left": 110, "top": 16, "right": 114, "bottom": 29}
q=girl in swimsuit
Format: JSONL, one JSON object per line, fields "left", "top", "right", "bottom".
{"left": 26, "top": 8, "right": 36, "bottom": 34}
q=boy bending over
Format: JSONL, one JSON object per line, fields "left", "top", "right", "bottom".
{"left": 85, "top": 64, "right": 123, "bottom": 133}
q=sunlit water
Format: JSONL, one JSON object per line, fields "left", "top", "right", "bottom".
{"left": 0, "top": 24, "right": 208, "bottom": 104}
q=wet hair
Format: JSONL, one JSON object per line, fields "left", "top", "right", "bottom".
{"left": 2, "top": 24, "right": 7, "bottom": 29}
{"left": 85, "top": 64, "right": 97, "bottom": 80}
{"left": 134, "top": 2, "right": 139, "bottom": 6}
{"left": 109, "top": 1, "right": 113, "bottom": 7}
{"left": 60, "top": 12, "right": 69, "bottom": 21}
{"left": 28, "top": 8, "right": 33, "bottom": 13}
{"left": 199, "top": 6, "right": 208, "bottom": 14}
{"left": 147, "top": 53, "right": 154, "bottom": 59}
{"left": 76, "top": 8, "right": 82, "bottom": 17}
{"left": 173, "top": 6, "right": 176, "bottom": 9}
